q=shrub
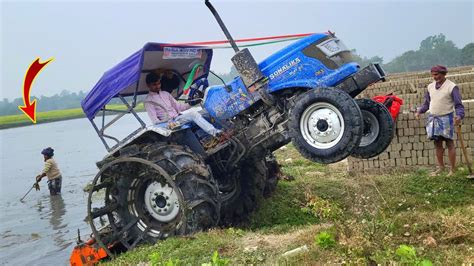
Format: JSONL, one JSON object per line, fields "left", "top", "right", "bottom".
{"left": 202, "top": 251, "right": 230, "bottom": 266}
{"left": 315, "top": 231, "right": 336, "bottom": 249}
{"left": 395, "top": 245, "right": 433, "bottom": 266}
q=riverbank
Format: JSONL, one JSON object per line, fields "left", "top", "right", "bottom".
{"left": 106, "top": 145, "right": 474, "bottom": 265}
{"left": 0, "top": 108, "right": 86, "bottom": 129}
{"left": 0, "top": 104, "right": 145, "bottom": 130}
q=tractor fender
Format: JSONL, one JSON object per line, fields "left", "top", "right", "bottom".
{"left": 101, "top": 125, "right": 206, "bottom": 163}
{"left": 103, "top": 125, "right": 173, "bottom": 157}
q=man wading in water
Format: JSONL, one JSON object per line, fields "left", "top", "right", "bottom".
{"left": 36, "top": 147, "right": 63, "bottom": 195}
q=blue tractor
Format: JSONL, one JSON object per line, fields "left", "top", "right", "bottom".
{"left": 77, "top": 0, "right": 393, "bottom": 259}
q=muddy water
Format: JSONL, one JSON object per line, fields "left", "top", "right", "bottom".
{"left": 0, "top": 116, "right": 143, "bottom": 265}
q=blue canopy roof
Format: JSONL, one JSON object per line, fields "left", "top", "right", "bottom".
{"left": 81, "top": 43, "right": 213, "bottom": 119}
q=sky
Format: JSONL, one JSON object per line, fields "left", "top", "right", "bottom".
{"left": 1, "top": 0, "right": 473, "bottom": 100}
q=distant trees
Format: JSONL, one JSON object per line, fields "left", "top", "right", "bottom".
{"left": 0, "top": 90, "right": 87, "bottom": 116}
{"left": 0, "top": 98, "right": 25, "bottom": 116}
{"left": 351, "top": 50, "right": 384, "bottom": 68}
{"left": 460, "top": 43, "right": 474, "bottom": 65}
{"left": 383, "top": 34, "right": 471, "bottom": 73}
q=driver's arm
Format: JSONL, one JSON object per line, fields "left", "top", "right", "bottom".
{"left": 144, "top": 100, "right": 162, "bottom": 124}
{"left": 167, "top": 91, "right": 190, "bottom": 112}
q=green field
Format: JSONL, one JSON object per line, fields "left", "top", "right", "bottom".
{"left": 105, "top": 145, "right": 474, "bottom": 265}
{"left": 0, "top": 108, "right": 85, "bottom": 129}
{"left": 0, "top": 104, "right": 145, "bottom": 129}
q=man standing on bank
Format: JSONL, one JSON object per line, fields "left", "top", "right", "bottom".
{"left": 36, "top": 147, "right": 63, "bottom": 195}
{"left": 416, "top": 65, "right": 465, "bottom": 177}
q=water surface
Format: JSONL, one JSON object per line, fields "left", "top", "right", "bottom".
{"left": 0, "top": 116, "right": 141, "bottom": 265}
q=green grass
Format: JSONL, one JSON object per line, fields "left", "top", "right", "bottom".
{"left": 0, "top": 108, "right": 85, "bottom": 128}
{"left": 109, "top": 231, "right": 234, "bottom": 265}
{"left": 104, "top": 145, "right": 474, "bottom": 265}
{"left": 0, "top": 103, "right": 145, "bottom": 129}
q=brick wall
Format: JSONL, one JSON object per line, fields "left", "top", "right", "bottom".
{"left": 348, "top": 66, "right": 474, "bottom": 173}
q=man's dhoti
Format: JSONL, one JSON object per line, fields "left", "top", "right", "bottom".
{"left": 426, "top": 112, "right": 454, "bottom": 140}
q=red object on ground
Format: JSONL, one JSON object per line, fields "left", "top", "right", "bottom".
{"left": 70, "top": 238, "right": 108, "bottom": 266}
{"left": 373, "top": 94, "right": 403, "bottom": 121}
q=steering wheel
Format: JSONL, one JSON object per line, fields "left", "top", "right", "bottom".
{"left": 187, "top": 76, "right": 209, "bottom": 105}
{"left": 180, "top": 64, "right": 207, "bottom": 104}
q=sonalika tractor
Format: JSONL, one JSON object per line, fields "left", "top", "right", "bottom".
{"left": 71, "top": 0, "right": 394, "bottom": 263}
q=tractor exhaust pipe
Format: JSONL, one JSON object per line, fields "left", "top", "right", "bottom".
{"left": 204, "top": 0, "right": 239, "bottom": 53}
{"left": 205, "top": 0, "right": 264, "bottom": 87}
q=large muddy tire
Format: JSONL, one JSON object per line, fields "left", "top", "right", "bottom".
{"left": 87, "top": 143, "right": 219, "bottom": 254}
{"left": 264, "top": 154, "right": 280, "bottom": 197}
{"left": 351, "top": 99, "right": 394, "bottom": 159}
{"left": 289, "top": 88, "right": 363, "bottom": 164}
{"left": 219, "top": 158, "right": 269, "bottom": 225}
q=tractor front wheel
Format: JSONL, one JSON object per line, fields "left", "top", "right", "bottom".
{"left": 289, "top": 88, "right": 363, "bottom": 164}
{"left": 351, "top": 99, "right": 394, "bottom": 159}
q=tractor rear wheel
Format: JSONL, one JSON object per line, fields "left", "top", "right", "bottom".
{"left": 289, "top": 88, "right": 363, "bottom": 164}
{"left": 351, "top": 99, "right": 394, "bottom": 159}
{"left": 264, "top": 154, "right": 280, "bottom": 197}
{"left": 86, "top": 143, "right": 219, "bottom": 255}
{"left": 219, "top": 157, "right": 277, "bottom": 225}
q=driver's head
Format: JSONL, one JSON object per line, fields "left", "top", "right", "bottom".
{"left": 146, "top": 72, "right": 161, "bottom": 92}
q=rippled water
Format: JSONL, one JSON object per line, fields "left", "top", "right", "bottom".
{"left": 0, "top": 116, "right": 143, "bottom": 265}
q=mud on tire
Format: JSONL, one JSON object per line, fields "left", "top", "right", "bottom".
{"left": 351, "top": 99, "right": 394, "bottom": 159}
{"left": 289, "top": 88, "right": 363, "bottom": 164}
{"left": 219, "top": 156, "right": 278, "bottom": 225}
{"left": 88, "top": 143, "right": 219, "bottom": 252}
{"left": 264, "top": 154, "right": 280, "bottom": 197}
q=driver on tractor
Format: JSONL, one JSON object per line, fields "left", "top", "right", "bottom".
{"left": 144, "top": 72, "right": 223, "bottom": 137}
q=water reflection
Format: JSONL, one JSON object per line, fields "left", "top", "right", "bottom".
{"left": 36, "top": 195, "right": 69, "bottom": 250}
{"left": 51, "top": 195, "right": 70, "bottom": 250}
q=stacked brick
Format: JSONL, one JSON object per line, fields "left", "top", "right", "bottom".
{"left": 348, "top": 66, "right": 474, "bottom": 173}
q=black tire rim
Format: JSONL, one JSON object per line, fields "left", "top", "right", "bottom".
{"left": 360, "top": 109, "right": 380, "bottom": 147}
